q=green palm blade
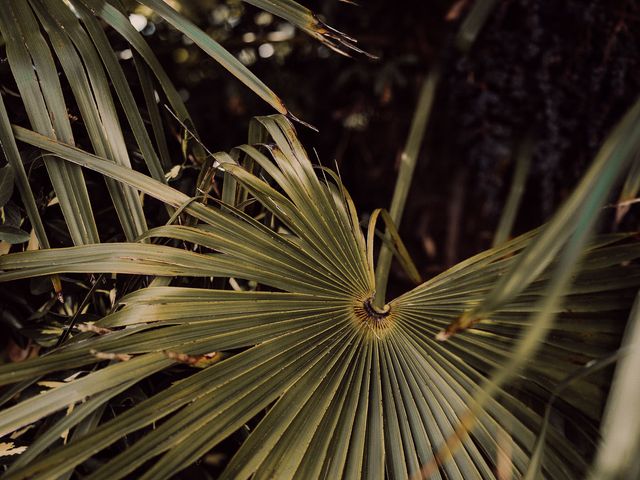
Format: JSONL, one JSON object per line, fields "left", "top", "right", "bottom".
{"left": 0, "top": 114, "right": 638, "bottom": 480}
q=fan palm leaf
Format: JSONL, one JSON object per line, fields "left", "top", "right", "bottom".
{"left": 1, "top": 115, "right": 638, "bottom": 479}
{"left": 2, "top": 1, "right": 639, "bottom": 477}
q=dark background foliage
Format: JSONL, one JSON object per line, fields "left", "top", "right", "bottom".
{"left": 137, "top": 0, "right": 640, "bottom": 285}
{"left": 2, "top": 0, "right": 639, "bottom": 268}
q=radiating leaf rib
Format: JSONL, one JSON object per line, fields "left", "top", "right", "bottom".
{"left": 401, "top": 349, "right": 487, "bottom": 479}
{"left": 293, "top": 343, "right": 363, "bottom": 479}
{"left": 383, "top": 335, "right": 444, "bottom": 479}
{"left": 246, "top": 335, "right": 361, "bottom": 480}
{"left": 379, "top": 340, "right": 412, "bottom": 479}
{"left": 363, "top": 341, "right": 385, "bottom": 480}
{"left": 343, "top": 342, "right": 373, "bottom": 479}
{"left": 238, "top": 116, "right": 372, "bottom": 294}
{"left": 93, "top": 319, "right": 354, "bottom": 480}
{"left": 256, "top": 116, "right": 370, "bottom": 282}
{"left": 228, "top": 150, "right": 337, "bottom": 264}
{"left": 101, "top": 288, "right": 339, "bottom": 327}
{"left": 401, "top": 321, "right": 589, "bottom": 477}
{"left": 224, "top": 161, "right": 371, "bottom": 295}
{"left": 314, "top": 164, "right": 369, "bottom": 268}
{"left": 0, "top": 242, "right": 349, "bottom": 295}
{"left": 192, "top": 193, "right": 352, "bottom": 289}
{"left": 139, "top": 223, "right": 349, "bottom": 295}
{"left": 312, "top": 341, "right": 369, "bottom": 479}
{"left": 392, "top": 238, "right": 640, "bottom": 423}
{"left": 392, "top": 337, "right": 468, "bottom": 479}
{"left": 220, "top": 325, "right": 357, "bottom": 480}
{"left": 409, "top": 345, "right": 506, "bottom": 479}
{"left": 395, "top": 309, "right": 590, "bottom": 476}
{"left": 116, "top": 312, "right": 348, "bottom": 359}
{"left": 5, "top": 319, "right": 347, "bottom": 480}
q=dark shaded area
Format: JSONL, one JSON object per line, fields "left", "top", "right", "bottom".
{"left": 140, "top": 0, "right": 640, "bottom": 288}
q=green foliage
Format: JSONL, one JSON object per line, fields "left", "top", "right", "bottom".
{"left": 0, "top": 1, "right": 639, "bottom": 479}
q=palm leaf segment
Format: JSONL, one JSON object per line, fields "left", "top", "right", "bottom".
{"left": 1, "top": 116, "right": 639, "bottom": 479}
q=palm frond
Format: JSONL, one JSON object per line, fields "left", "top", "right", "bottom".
{"left": 241, "top": 0, "right": 374, "bottom": 58}
{"left": 0, "top": 0, "right": 99, "bottom": 245}
{"left": 0, "top": 0, "right": 332, "bottom": 246}
{"left": 588, "top": 291, "right": 640, "bottom": 479}
{"left": 1, "top": 115, "right": 638, "bottom": 479}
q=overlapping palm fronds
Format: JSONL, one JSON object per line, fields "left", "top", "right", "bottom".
{"left": 0, "top": 114, "right": 638, "bottom": 479}
{"left": 0, "top": 0, "right": 299, "bottom": 249}
{"left": 1, "top": 0, "right": 640, "bottom": 478}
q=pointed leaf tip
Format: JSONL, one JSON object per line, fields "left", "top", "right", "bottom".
{"left": 286, "top": 112, "right": 318, "bottom": 132}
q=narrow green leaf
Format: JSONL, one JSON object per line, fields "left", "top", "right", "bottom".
{"left": 69, "top": 0, "right": 166, "bottom": 184}
{"left": 0, "top": 76, "right": 49, "bottom": 247}
{"left": 32, "top": 0, "right": 148, "bottom": 241}
{"left": 133, "top": 56, "right": 172, "bottom": 170}
{"left": 75, "top": 0, "right": 192, "bottom": 128}
{"left": 376, "top": 68, "right": 439, "bottom": 305}
{"left": 588, "top": 291, "right": 640, "bottom": 480}
{"left": 0, "top": 164, "right": 15, "bottom": 207}
{"left": 493, "top": 135, "right": 533, "bottom": 247}
{"left": 0, "top": 1, "right": 99, "bottom": 245}
{"left": 456, "top": 0, "right": 501, "bottom": 51}
{"left": 0, "top": 225, "right": 30, "bottom": 244}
